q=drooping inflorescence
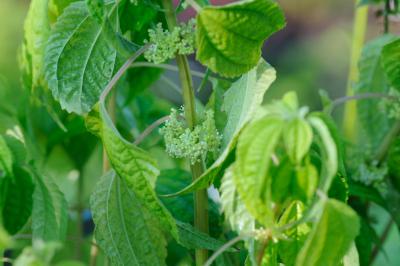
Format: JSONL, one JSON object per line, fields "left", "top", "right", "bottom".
{"left": 160, "top": 108, "right": 221, "bottom": 165}
{"left": 144, "top": 19, "right": 196, "bottom": 64}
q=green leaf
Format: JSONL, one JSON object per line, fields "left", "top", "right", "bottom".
{"left": 354, "top": 35, "right": 398, "bottom": 152}
{"left": 196, "top": 0, "right": 285, "bottom": 77}
{"left": 90, "top": 170, "right": 167, "bottom": 266}
{"left": 0, "top": 135, "right": 13, "bottom": 178}
{"left": 86, "top": 0, "right": 105, "bottom": 21}
{"left": 163, "top": 60, "right": 276, "bottom": 196}
{"left": 283, "top": 118, "right": 313, "bottom": 164}
{"left": 44, "top": 1, "right": 119, "bottom": 114}
{"left": 3, "top": 167, "right": 35, "bottom": 235}
{"left": 295, "top": 161, "right": 318, "bottom": 203}
{"left": 32, "top": 171, "right": 68, "bottom": 241}
{"left": 220, "top": 165, "right": 254, "bottom": 234}
{"left": 295, "top": 199, "right": 360, "bottom": 266}
{"left": 22, "top": 0, "right": 50, "bottom": 89}
{"left": 234, "top": 116, "right": 284, "bottom": 226}
{"left": 308, "top": 115, "right": 338, "bottom": 192}
{"left": 278, "top": 201, "right": 311, "bottom": 266}
{"left": 382, "top": 38, "right": 400, "bottom": 91}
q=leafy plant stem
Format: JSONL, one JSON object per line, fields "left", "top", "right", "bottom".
{"left": 130, "top": 62, "right": 214, "bottom": 79}
{"left": 343, "top": 0, "right": 369, "bottom": 141}
{"left": 369, "top": 218, "right": 394, "bottom": 265}
{"left": 161, "top": 0, "right": 208, "bottom": 264}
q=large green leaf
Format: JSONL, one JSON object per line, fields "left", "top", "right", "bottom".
{"left": 90, "top": 170, "right": 167, "bottom": 266}
{"left": 3, "top": 167, "right": 35, "bottom": 235}
{"left": 234, "top": 116, "right": 284, "bottom": 226}
{"left": 220, "top": 165, "right": 254, "bottom": 234}
{"left": 295, "top": 199, "right": 360, "bottom": 266}
{"left": 163, "top": 60, "right": 276, "bottom": 196}
{"left": 354, "top": 35, "right": 398, "bottom": 152}
{"left": 196, "top": 0, "right": 285, "bottom": 77}
{"left": 32, "top": 171, "right": 68, "bottom": 241}
{"left": 44, "top": 1, "right": 119, "bottom": 114}
{"left": 382, "top": 38, "right": 400, "bottom": 91}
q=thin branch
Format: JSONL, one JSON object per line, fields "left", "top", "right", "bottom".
{"left": 329, "top": 92, "right": 397, "bottom": 113}
{"left": 133, "top": 116, "right": 171, "bottom": 145}
{"left": 369, "top": 218, "right": 394, "bottom": 265}
{"left": 186, "top": 0, "right": 203, "bottom": 12}
{"left": 100, "top": 44, "right": 151, "bottom": 103}
{"left": 130, "top": 62, "right": 209, "bottom": 79}
{"left": 160, "top": 75, "right": 182, "bottom": 95}
{"left": 205, "top": 235, "right": 250, "bottom": 266}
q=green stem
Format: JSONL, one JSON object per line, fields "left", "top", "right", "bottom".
{"left": 343, "top": 0, "right": 369, "bottom": 141}
{"left": 384, "top": 0, "right": 391, "bottom": 34}
{"left": 161, "top": 0, "right": 209, "bottom": 264}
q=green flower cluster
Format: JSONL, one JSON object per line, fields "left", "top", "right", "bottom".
{"left": 160, "top": 108, "right": 221, "bottom": 165}
{"left": 144, "top": 19, "right": 196, "bottom": 64}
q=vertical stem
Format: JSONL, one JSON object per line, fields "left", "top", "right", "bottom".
{"left": 343, "top": 0, "right": 369, "bottom": 141}
{"left": 161, "top": 0, "right": 209, "bottom": 264}
{"left": 384, "top": 0, "right": 390, "bottom": 33}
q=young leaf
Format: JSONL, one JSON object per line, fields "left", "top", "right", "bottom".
{"left": 32, "top": 171, "right": 68, "bottom": 241}
{"left": 220, "top": 165, "right": 255, "bottom": 234}
{"left": 283, "top": 118, "right": 313, "bottom": 164}
{"left": 196, "top": 0, "right": 285, "bottom": 77}
{"left": 90, "top": 170, "right": 167, "bottom": 266}
{"left": 308, "top": 115, "right": 338, "bottom": 192}
{"left": 381, "top": 38, "right": 400, "bottom": 91}
{"left": 234, "top": 116, "right": 284, "bottom": 226}
{"left": 295, "top": 199, "right": 360, "bottom": 266}
{"left": 163, "top": 60, "right": 276, "bottom": 196}
{"left": 3, "top": 167, "right": 35, "bottom": 235}
{"left": 277, "top": 201, "right": 311, "bottom": 266}
{"left": 44, "top": 1, "right": 119, "bottom": 114}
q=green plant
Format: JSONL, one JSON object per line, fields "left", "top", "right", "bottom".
{"left": 1, "top": 0, "right": 400, "bottom": 265}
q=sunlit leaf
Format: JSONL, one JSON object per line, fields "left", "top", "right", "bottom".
{"left": 295, "top": 199, "right": 360, "bottom": 266}
{"left": 196, "top": 0, "right": 285, "bottom": 77}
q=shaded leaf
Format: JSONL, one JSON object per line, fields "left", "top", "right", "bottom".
{"left": 32, "top": 171, "right": 68, "bottom": 241}
{"left": 3, "top": 167, "right": 35, "bottom": 235}
{"left": 90, "top": 170, "right": 167, "bottom": 266}
{"left": 283, "top": 118, "right": 313, "bottom": 164}
{"left": 382, "top": 38, "right": 400, "bottom": 91}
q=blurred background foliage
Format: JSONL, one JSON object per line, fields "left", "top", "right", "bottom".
{"left": 1, "top": 0, "right": 400, "bottom": 265}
